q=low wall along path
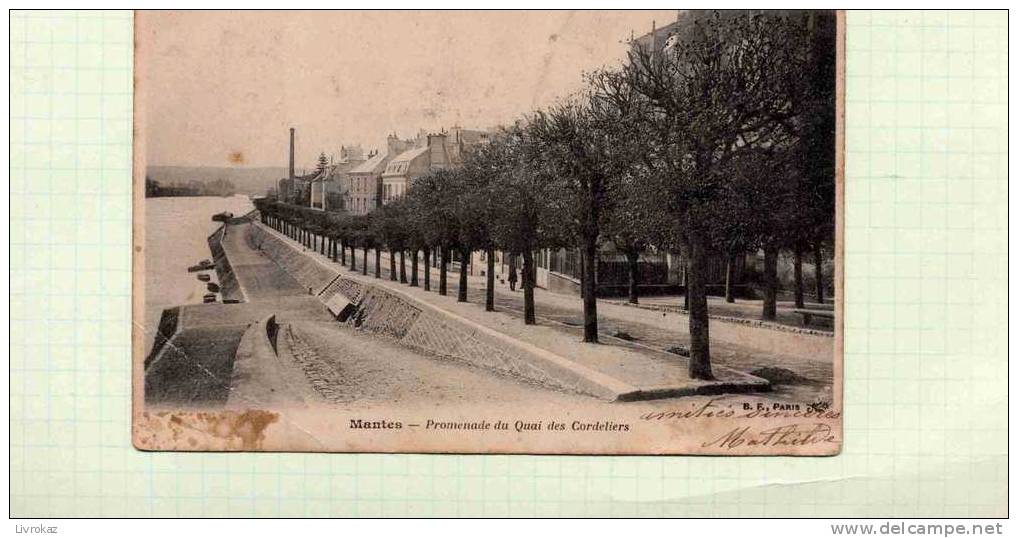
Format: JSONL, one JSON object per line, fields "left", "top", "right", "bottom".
{"left": 246, "top": 220, "right": 771, "bottom": 402}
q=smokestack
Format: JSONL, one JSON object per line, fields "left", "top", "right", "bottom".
{"left": 288, "top": 127, "right": 295, "bottom": 181}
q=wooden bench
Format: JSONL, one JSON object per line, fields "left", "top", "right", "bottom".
{"left": 794, "top": 308, "right": 835, "bottom": 327}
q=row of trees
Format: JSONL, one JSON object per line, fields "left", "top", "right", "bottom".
{"left": 256, "top": 11, "right": 836, "bottom": 380}
{"left": 146, "top": 177, "right": 236, "bottom": 198}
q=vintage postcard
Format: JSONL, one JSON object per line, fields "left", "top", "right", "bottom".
{"left": 133, "top": 10, "right": 843, "bottom": 455}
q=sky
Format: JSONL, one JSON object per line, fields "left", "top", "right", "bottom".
{"left": 137, "top": 10, "right": 678, "bottom": 170}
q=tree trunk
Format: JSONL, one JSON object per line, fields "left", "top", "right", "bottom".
{"left": 458, "top": 247, "right": 470, "bottom": 302}
{"left": 626, "top": 250, "right": 640, "bottom": 305}
{"left": 683, "top": 261, "right": 690, "bottom": 311}
{"left": 423, "top": 248, "right": 431, "bottom": 291}
{"left": 350, "top": 245, "right": 357, "bottom": 272}
{"left": 485, "top": 247, "right": 495, "bottom": 312}
{"left": 724, "top": 252, "right": 736, "bottom": 303}
{"left": 687, "top": 239, "right": 713, "bottom": 380}
{"left": 410, "top": 249, "right": 419, "bottom": 287}
{"left": 793, "top": 247, "right": 805, "bottom": 308}
{"left": 389, "top": 248, "right": 397, "bottom": 281}
{"left": 341, "top": 241, "right": 347, "bottom": 265}
{"left": 374, "top": 249, "right": 381, "bottom": 278}
{"left": 762, "top": 245, "right": 778, "bottom": 321}
{"left": 522, "top": 249, "right": 536, "bottom": 325}
{"left": 578, "top": 249, "right": 585, "bottom": 299}
{"left": 581, "top": 240, "right": 599, "bottom": 343}
{"left": 813, "top": 241, "right": 825, "bottom": 304}
{"left": 439, "top": 247, "right": 448, "bottom": 295}
{"left": 399, "top": 250, "right": 407, "bottom": 283}
{"left": 362, "top": 247, "right": 368, "bottom": 275}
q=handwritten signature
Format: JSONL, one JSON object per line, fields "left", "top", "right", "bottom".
{"left": 702, "top": 423, "right": 838, "bottom": 449}
{"left": 640, "top": 398, "right": 841, "bottom": 421}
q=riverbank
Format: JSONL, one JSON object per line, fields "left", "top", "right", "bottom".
{"left": 141, "top": 195, "right": 254, "bottom": 355}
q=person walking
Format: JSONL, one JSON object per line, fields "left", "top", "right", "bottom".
{"left": 508, "top": 256, "right": 518, "bottom": 292}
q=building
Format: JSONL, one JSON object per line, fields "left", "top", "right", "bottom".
{"left": 346, "top": 135, "right": 414, "bottom": 215}
{"left": 381, "top": 127, "right": 491, "bottom": 204}
{"left": 278, "top": 173, "right": 315, "bottom": 206}
{"left": 309, "top": 145, "right": 366, "bottom": 211}
{"left": 445, "top": 126, "right": 491, "bottom": 164}
{"left": 381, "top": 145, "right": 433, "bottom": 203}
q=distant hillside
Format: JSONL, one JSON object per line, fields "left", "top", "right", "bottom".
{"left": 146, "top": 166, "right": 288, "bottom": 196}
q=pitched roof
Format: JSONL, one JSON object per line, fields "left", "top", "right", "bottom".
{"left": 349, "top": 151, "right": 389, "bottom": 175}
{"left": 390, "top": 146, "right": 430, "bottom": 164}
{"left": 382, "top": 146, "right": 430, "bottom": 175}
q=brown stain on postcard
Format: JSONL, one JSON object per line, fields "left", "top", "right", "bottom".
{"left": 136, "top": 410, "right": 279, "bottom": 451}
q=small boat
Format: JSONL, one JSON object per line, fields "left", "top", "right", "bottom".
{"left": 203, "top": 294, "right": 217, "bottom": 304}
{"left": 206, "top": 282, "right": 220, "bottom": 293}
{"left": 187, "top": 259, "right": 215, "bottom": 272}
{"left": 197, "top": 273, "right": 211, "bottom": 282}
{"left": 211, "top": 212, "right": 234, "bottom": 222}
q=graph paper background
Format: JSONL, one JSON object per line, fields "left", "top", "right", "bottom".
{"left": 9, "top": 10, "right": 1008, "bottom": 517}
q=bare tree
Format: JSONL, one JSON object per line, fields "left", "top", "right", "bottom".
{"left": 627, "top": 12, "right": 809, "bottom": 379}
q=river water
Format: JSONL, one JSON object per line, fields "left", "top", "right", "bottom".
{"left": 141, "top": 195, "right": 255, "bottom": 355}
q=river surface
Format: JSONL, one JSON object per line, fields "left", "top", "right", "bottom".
{"left": 142, "top": 195, "right": 255, "bottom": 355}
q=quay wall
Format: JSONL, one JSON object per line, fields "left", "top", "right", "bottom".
{"left": 248, "top": 222, "right": 625, "bottom": 399}
{"left": 208, "top": 225, "right": 244, "bottom": 302}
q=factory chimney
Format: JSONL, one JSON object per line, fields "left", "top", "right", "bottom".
{"left": 288, "top": 127, "right": 295, "bottom": 181}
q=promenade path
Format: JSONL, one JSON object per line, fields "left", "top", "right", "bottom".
{"left": 146, "top": 221, "right": 621, "bottom": 408}
{"left": 608, "top": 295, "right": 834, "bottom": 330}
{"left": 257, "top": 222, "right": 833, "bottom": 404}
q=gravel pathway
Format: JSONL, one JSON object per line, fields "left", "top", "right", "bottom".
{"left": 288, "top": 321, "right": 591, "bottom": 407}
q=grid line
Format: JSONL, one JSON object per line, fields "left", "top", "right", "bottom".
{"left": 8, "top": 10, "right": 1008, "bottom": 517}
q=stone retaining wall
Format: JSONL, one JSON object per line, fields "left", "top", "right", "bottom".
{"left": 208, "top": 225, "right": 243, "bottom": 302}
{"left": 145, "top": 306, "right": 180, "bottom": 369}
{"left": 246, "top": 225, "right": 338, "bottom": 295}
{"left": 318, "top": 275, "right": 624, "bottom": 399}
{"left": 250, "top": 223, "right": 623, "bottom": 399}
